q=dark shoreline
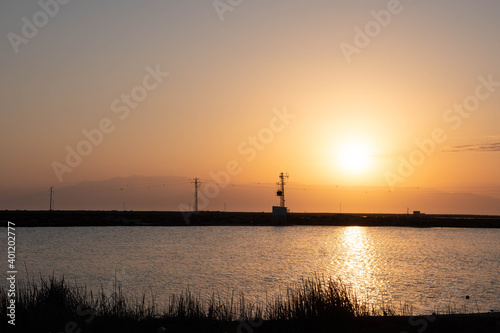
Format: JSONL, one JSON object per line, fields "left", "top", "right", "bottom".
{"left": 1, "top": 210, "right": 500, "bottom": 228}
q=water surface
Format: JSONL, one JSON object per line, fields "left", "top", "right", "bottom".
{"left": 5, "top": 226, "right": 500, "bottom": 314}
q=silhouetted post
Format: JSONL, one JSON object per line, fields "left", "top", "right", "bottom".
{"left": 191, "top": 178, "right": 201, "bottom": 212}
{"left": 49, "top": 186, "right": 54, "bottom": 211}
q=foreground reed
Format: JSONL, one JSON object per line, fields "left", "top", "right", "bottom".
{"left": 0, "top": 275, "right": 363, "bottom": 330}
{"left": 1, "top": 274, "right": 497, "bottom": 332}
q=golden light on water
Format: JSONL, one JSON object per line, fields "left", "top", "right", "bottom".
{"left": 336, "top": 227, "right": 377, "bottom": 298}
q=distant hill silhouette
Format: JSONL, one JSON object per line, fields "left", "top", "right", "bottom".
{"left": 1, "top": 175, "right": 500, "bottom": 215}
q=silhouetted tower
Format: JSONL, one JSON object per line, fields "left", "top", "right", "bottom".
{"left": 49, "top": 186, "right": 54, "bottom": 211}
{"left": 276, "top": 172, "right": 289, "bottom": 207}
{"left": 191, "top": 178, "right": 201, "bottom": 212}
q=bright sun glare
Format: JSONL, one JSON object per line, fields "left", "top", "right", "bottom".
{"left": 337, "top": 142, "right": 371, "bottom": 173}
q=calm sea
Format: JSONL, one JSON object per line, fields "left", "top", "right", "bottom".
{"left": 5, "top": 226, "right": 500, "bottom": 314}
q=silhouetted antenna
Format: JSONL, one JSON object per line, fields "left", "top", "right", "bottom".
{"left": 276, "top": 172, "right": 289, "bottom": 207}
{"left": 191, "top": 178, "right": 201, "bottom": 212}
{"left": 49, "top": 186, "right": 54, "bottom": 211}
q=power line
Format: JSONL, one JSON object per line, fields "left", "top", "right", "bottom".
{"left": 0, "top": 180, "right": 499, "bottom": 204}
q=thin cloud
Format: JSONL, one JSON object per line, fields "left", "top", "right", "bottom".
{"left": 442, "top": 142, "right": 500, "bottom": 152}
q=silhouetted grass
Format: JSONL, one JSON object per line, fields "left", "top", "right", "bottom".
{"left": 2, "top": 274, "right": 497, "bottom": 333}
{"left": 266, "top": 276, "right": 371, "bottom": 320}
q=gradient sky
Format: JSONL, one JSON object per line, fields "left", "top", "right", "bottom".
{"left": 1, "top": 0, "right": 500, "bottom": 212}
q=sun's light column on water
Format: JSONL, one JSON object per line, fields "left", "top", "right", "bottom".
{"left": 331, "top": 227, "right": 383, "bottom": 305}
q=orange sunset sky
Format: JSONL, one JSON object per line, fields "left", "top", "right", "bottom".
{"left": 1, "top": 1, "right": 500, "bottom": 213}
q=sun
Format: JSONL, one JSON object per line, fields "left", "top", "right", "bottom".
{"left": 337, "top": 142, "right": 371, "bottom": 173}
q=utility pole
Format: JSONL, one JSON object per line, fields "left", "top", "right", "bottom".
{"left": 49, "top": 186, "right": 54, "bottom": 211}
{"left": 191, "top": 178, "right": 201, "bottom": 212}
{"left": 276, "top": 172, "right": 289, "bottom": 207}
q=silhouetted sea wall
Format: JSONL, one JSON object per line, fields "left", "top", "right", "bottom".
{"left": 1, "top": 210, "right": 499, "bottom": 228}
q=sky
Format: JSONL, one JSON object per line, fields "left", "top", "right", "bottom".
{"left": 1, "top": 0, "right": 500, "bottom": 213}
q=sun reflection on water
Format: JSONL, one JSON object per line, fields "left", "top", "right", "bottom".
{"left": 327, "top": 227, "right": 382, "bottom": 305}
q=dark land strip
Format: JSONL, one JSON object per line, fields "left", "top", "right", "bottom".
{"left": 1, "top": 210, "right": 499, "bottom": 227}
